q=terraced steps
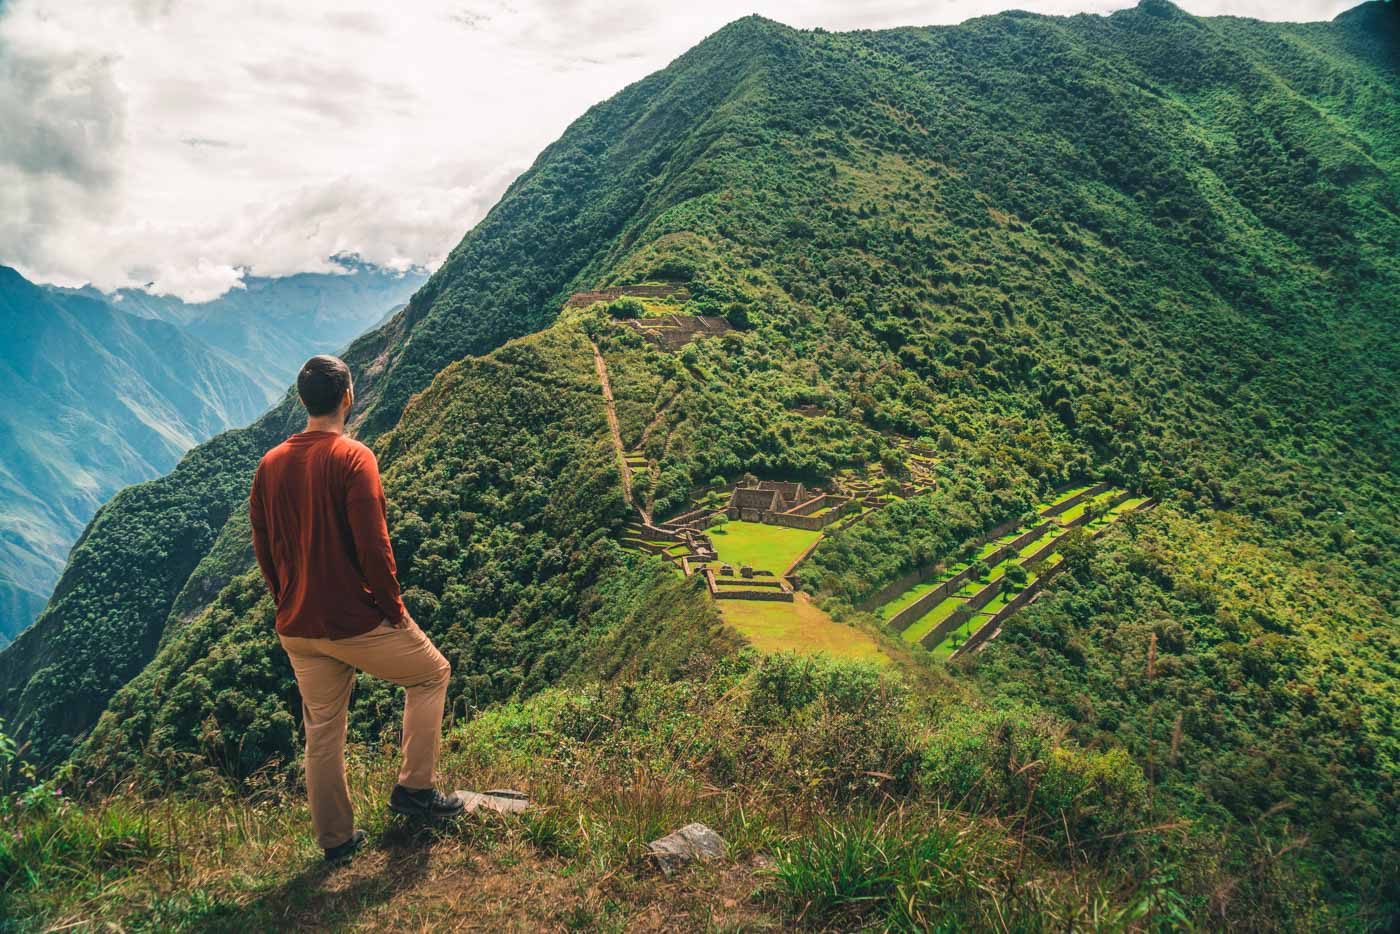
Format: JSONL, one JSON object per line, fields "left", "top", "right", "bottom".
{"left": 614, "top": 441, "right": 1153, "bottom": 669}
{"left": 564, "top": 283, "right": 689, "bottom": 309}
{"left": 870, "top": 483, "right": 1153, "bottom": 658}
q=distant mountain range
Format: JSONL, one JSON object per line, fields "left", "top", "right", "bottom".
{"left": 0, "top": 258, "right": 426, "bottom": 644}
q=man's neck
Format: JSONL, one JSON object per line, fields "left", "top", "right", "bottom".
{"left": 304, "top": 416, "right": 347, "bottom": 435}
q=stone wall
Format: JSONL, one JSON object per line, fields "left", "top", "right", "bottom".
{"left": 917, "top": 577, "right": 1006, "bottom": 649}
{"left": 886, "top": 565, "right": 976, "bottom": 633}
{"left": 1042, "top": 481, "right": 1112, "bottom": 518}
{"left": 918, "top": 602, "right": 971, "bottom": 650}
{"left": 786, "top": 494, "right": 829, "bottom": 517}
{"left": 782, "top": 535, "right": 827, "bottom": 585}
{"left": 761, "top": 480, "right": 807, "bottom": 502}
{"left": 661, "top": 506, "right": 721, "bottom": 530}
{"left": 1088, "top": 495, "right": 1156, "bottom": 539}
{"left": 766, "top": 498, "right": 855, "bottom": 531}
{"left": 565, "top": 285, "right": 688, "bottom": 308}
{"left": 857, "top": 560, "right": 944, "bottom": 612}
{"left": 960, "top": 577, "right": 1005, "bottom": 621}
{"left": 718, "top": 578, "right": 787, "bottom": 590}
{"left": 732, "top": 487, "right": 781, "bottom": 512}
{"left": 942, "top": 493, "right": 1150, "bottom": 658}
{"left": 765, "top": 512, "right": 824, "bottom": 531}
{"left": 705, "top": 568, "right": 795, "bottom": 602}
{"left": 1061, "top": 508, "right": 1097, "bottom": 530}
{"left": 982, "top": 514, "right": 1025, "bottom": 543}
{"left": 1005, "top": 520, "right": 1054, "bottom": 553}
{"left": 714, "top": 589, "right": 795, "bottom": 602}
{"left": 628, "top": 316, "right": 733, "bottom": 350}
{"left": 826, "top": 501, "right": 884, "bottom": 535}
{"left": 627, "top": 519, "right": 716, "bottom": 569}
{"left": 1021, "top": 532, "right": 1063, "bottom": 568}
{"left": 857, "top": 511, "right": 1024, "bottom": 613}
{"left": 954, "top": 562, "right": 1066, "bottom": 657}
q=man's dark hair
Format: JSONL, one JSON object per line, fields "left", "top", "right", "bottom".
{"left": 297, "top": 355, "right": 353, "bottom": 416}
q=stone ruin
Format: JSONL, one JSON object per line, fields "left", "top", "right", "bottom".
{"left": 704, "top": 565, "right": 795, "bottom": 602}
{"left": 726, "top": 480, "right": 858, "bottom": 532}
{"left": 563, "top": 282, "right": 732, "bottom": 350}
{"left": 828, "top": 437, "right": 941, "bottom": 505}
{"left": 565, "top": 284, "right": 689, "bottom": 308}
{"left": 623, "top": 465, "right": 935, "bottom": 604}
{"left": 621, "top": 520, "right": 716, "bottom": 573}
{"left": 626, "top": 315, "right": 732, "bottom": 350}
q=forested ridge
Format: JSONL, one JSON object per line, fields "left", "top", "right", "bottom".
{"left": 1, "top": 1, "right": 1396, "bottom": 927}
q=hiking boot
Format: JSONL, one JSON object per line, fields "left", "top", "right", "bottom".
{"left": 389, "top": 785, "right": 466, "bottom": 820}
{"left": 324, "top": 828, "right": 368, "bottom": 863}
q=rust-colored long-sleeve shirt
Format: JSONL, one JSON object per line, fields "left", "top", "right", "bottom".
{"left": 249, "top": 430, "right": 407, "bottom": 639}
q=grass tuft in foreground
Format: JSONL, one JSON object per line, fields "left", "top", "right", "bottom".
{"left": 1, "top": 650, "right": 1352, "bottom": 929}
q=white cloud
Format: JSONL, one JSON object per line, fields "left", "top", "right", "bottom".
{"left": 0, "top": 0, "right": 1356, "bottom": 301}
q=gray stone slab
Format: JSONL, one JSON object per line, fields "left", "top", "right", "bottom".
{"left": 648, "top": 822, "right": 726, "bottom": 875}
{"left": 454, "top": 788, "right": 530, "bottom": 815}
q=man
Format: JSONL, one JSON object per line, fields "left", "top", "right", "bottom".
{"left": 251, "top": 354, "right": 464, "bottom": 863}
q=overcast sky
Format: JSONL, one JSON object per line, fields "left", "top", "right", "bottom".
{"left": 0, "top": 0, "right": 1355, "bottom": 301}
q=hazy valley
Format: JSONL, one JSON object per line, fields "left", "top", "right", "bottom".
{"left": 0, "top": 258, "right": 424, "bottom": 643}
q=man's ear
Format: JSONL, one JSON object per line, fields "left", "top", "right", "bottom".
{"left": 343, "top": 388, "right": 354, "bottom": 413}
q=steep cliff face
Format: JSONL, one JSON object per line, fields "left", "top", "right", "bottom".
{"left": 2, "top": 2, "right": 1397, "bottom": 917}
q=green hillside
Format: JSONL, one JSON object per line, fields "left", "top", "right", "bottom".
{"left": 2, "top": 1, "right": 1397, "bottom": 927}
{"left": 0, "top": 7, "right": 802, "bottom": 769}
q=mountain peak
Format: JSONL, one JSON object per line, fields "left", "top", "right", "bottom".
{"left": 1133, "top": 0, "right": 1193, "bottom": 20}
{"left": 1333, "top": 0, "right": 1398, "bottom": 27}
{"left": 688, "top": 13, "right": 795, "bottom": 57}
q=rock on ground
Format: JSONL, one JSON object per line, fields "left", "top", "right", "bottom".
{"left": 648, "top": 823, "right": 726, "bottom": 875}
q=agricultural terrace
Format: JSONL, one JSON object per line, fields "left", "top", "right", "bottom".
{"left": 594, "top": 295, "right": 1152, "bottom": 669}
{"left": 871, "top": 484, "right": 1154, "bottom": 658}
{"left": 929, "top": 555, "right": 1068, "bottom": 660}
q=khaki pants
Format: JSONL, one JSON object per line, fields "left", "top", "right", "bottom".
{"left": 279, "top": 621, "right": 451, "bottom": 849}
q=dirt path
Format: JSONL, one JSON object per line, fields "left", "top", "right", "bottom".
{"left": 638, "top": 389, "right": 679, "bottom": 450}
{"left": 590, "top": 340, "right": 644, "bottom": 519}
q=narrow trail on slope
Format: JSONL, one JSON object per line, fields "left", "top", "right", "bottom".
{"left": 637, "top": 389, "right": 680, "bottom": 450}
{"left": 590, "top": 340, "right": 650, "bottom": 523}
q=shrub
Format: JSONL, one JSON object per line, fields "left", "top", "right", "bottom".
{"left": 919, "top": 705, "right": 1149, "bottom": 847}
{"left": 606, "top": 297, "right": 644, "bottom": 319}
{"left": 772, "top": 814, "right": 985, "bottom": 929}
{"left": 723, "top": 301, "right": 752, "bottom": 329}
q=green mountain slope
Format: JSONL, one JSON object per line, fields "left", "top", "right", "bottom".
{"left": 3, "top": 2, "right": 1398, "bottom": 924}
